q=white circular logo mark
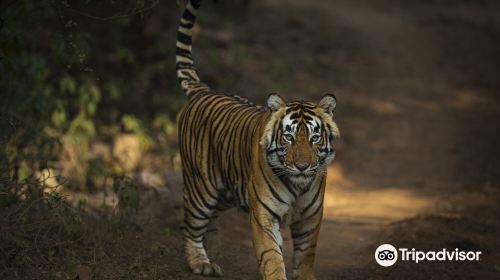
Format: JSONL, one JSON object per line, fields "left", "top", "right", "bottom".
{"left": 375, "top": 244, "right": 398, "bottom": 267}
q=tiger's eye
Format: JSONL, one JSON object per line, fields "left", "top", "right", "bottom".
{"left": 284, "top": 134, "right": 293, "bottom": 142}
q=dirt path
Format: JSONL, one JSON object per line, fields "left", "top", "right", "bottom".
{"left": 128, "top": 0, "right": 500, "bottom": 279}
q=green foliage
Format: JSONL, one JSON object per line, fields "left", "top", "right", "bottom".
{"left": 122, "top": 115, "right": 152, "bottom": 151}
{"left": 0, "top": 0, "right": 184, "bottom": 277}
{"left": 0, "top": 0, "right": 184, "bottom": 187}
{"left": 153, "top": 114, "right": 177, "bottom": 137}
{"left": 153, "top": 114, "right": 179, "bottom": 156}
{"left": 1, "top": 1, "right": 94, "bottom": 179}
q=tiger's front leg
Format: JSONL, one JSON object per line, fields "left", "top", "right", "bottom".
{"left": 290, "top": 210, "right": 322, "bottom": 280}
{"left": 249, "top": 186, "right": 287, "bottom": 280}
{"left": 290, "top": 180, "right": 326, "bottom": 280}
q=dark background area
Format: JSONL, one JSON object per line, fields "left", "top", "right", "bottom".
{"left": 1, "top": 0, "right": 499, "bottom": 279}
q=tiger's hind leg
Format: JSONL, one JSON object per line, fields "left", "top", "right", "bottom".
{"left": 183, "top": 178, "right": 224, "bottom": 277}
{"left": 184, "top": 207, "right": 224, "bottom": 276}
{"left": 204, "top": 213, "right": 220, "bottom": 261}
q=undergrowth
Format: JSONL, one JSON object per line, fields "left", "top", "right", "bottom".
{"left": 0, "top": 173, "right": 142, "bottom": 279}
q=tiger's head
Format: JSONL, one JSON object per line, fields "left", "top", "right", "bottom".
{"left": 261, "top": 94, "right": 340, "bottom": 185}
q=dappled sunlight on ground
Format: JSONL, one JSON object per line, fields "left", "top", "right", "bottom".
{"left": 345, "top": 94, "right": 402, "bottom": 115}
{"left": 448, "top": 89, "right": 500, "bottom": 112}
{"left": 323, "top": 163, "right": 436, "bottom": 223}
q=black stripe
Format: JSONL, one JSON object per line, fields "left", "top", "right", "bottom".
{"left": 303, "top": 115, "right": 313, "bottom": 121}
{"left": 190, "top": 0, "right": 202, "bottom": 8}
{"left": 185, "top": 219, "right": 208, "bottom": 231}
{"left": 176, "top": 46, "right": 193, "bottom": 59}
{"left": 291, "top": 228, "right": 315, "bottom": 240}
{"left": 259, "top": 163, "right": 287, "bottom": 205}
{"left": 302, "top": 108, "right": 316, "bottom": 115}
{"left": 303, "top": 201, "right": 323, "bottom": 220}
{"left": 276, "top": 175, "right": 298, "bottom": 199}
{"left": 318, "top": 147, "right": 329, "bottom": 153}
{"left": 184, "top": 205, "right": 210, "bottom": 220}
{"left": 266, "top": 147, "right": 284, "bottom": 155}
{"left": 255, "top": 189, "right": 282, "bottom": 223}
{"left": 268, "top": 183, "right": 286, "bottom": 204}
{"left": 182, "top": 8, "right": 196, "bottom": 22}
{"left": 177, "top": 31, "right": 192, "bottom": 45}
{"left": 176, "top": 61, "right": 195, "bottom": 69}
{"left": 259, "top": 248, "right": 282, "bottom": 264}
{"left": 301, "top": 186, "right": 321, "bottom": 214}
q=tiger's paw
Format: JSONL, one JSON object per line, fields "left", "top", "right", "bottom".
{"left": 191, "top": 261, "right": 224, "bottom": 277}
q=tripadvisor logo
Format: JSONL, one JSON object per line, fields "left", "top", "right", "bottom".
{"left": 375, "top": 244, "right": 398, "bottom": 267}
{"left": 375, "top": 244, "right": 482, "bottom": 267}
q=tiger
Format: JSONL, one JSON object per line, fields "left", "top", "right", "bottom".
{"left": 176, "top": 0, "right": 340, "bottom": 279}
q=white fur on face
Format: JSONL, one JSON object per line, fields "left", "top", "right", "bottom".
{"left": 261, "top": 106, "right": 340, "bottom": 180}
{"left": 281, "top": 114, "right": 321, "bottom": 141}
{"left": 281, "top": 114, "right": 297, "bottom": 140}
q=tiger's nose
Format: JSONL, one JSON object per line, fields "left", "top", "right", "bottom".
{"left": 295, "top": 162, "right": 310, "bottom": 171}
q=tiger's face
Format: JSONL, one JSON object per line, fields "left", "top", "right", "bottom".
{"left": 262, "top": 94, "right": 340, "bottom": 184}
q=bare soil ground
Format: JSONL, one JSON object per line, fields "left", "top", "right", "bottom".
{"left": 52, "top": 0, "right": 500, "bottom": 279}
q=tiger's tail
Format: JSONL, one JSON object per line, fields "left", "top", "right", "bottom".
{"left": 176, "top": 0, "right": 210, "bottom": 98}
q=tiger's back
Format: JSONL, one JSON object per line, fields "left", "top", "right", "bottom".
{"left": 179, "top": 92, "right": 268, "bottom": 210}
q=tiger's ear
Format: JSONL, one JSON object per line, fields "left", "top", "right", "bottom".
{"left": 318, "top": 94, "right": 337, "bottom": 116}
{"left": 267, "top": 93, "right": 285, "bottom": 112}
